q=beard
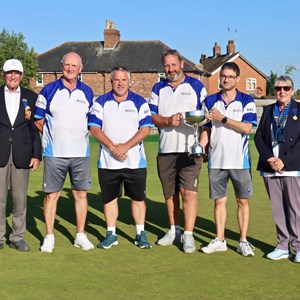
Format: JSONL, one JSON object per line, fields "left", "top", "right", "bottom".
{"left": 167, "top": 70, "right": 183, "bottom": 82}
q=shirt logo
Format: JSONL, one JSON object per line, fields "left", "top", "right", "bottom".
{"left": 76, "top": 99, "right": 86, "bottom": 104}
{"left": 125, "top": 109, "right": 136, "bottom": 113}
{"left": 181, "top": 92, "right": 191, "bottom": 96}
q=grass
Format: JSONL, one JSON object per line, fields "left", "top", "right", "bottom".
{"left": 1, "top": 137, "right": 299, "bottom": 300}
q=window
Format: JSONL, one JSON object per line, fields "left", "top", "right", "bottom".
{"left": 77, "top": 73, "right": 82, "bottom": 81}
{"left": 246, "top": 78, "right": 256, "bottom": 91}
{"left": 158, "top": 73, "right": 165, "bottom": 82}
{"left": 36, "top": 73, "right": 43, "bottom": 86}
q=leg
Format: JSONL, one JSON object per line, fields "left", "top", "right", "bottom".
{"left": 0, "top": 164, "right": 9, "bottom": 243}
{"left": 43, "top": 191, "right": 61, "bottom": 234}
{"left": 236, "top": 197, "right": 250, "bottom": 241}
{"left": 72, "top": 189, "right": 88, "bottom": 233}
{"left": 103, "top": 198, "right": 119, "bottom": 227}
{"left": 9, "top": 165, "right": 30, "bottom": 242}
{"left": 215, "top": 197, "right": 227, "bottom": 240}
{"left": 165, "top": 191, "right": 180, "bottom": 226}
{"left": 131, "top": 199, "right": 146, "bottom": 225}
{"left": 180, "top": 188, "right": 198, "bottom": 232}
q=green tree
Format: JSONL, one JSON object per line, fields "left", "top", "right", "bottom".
{"left": 285, "top": 65, "right": 296, "bottom": 75}
{"left": 266, "top": 70, "right": 278, "bottom": 96}
{"left": 0, "top": 28, "right": 38, "bottom": 88}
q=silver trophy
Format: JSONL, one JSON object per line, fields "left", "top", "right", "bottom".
{"left": 184, "top": 110, "right": 209, "bottom": 157}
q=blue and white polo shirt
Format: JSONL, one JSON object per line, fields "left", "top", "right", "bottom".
{"left": 148, "top": 75, "right": 207, "bottom": 153}
{"left": 88, "top": 90, "right": 154, "bottom": 169}
{"left": 34, "top": 78, "right": 94, "bottom": 157}
{"left": 203, "top": 90, "right": 257, "bottom": 169}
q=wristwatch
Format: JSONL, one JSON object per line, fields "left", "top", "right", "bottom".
{"left": 221, "top": 116, "right": 228, "bottom": 124}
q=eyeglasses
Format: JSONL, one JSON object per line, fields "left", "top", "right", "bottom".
{"left": 220, "top": 75, "right": 237, "bottom": 81}
{"left": 275, "top": 86, "right": 292, "bottom": 92}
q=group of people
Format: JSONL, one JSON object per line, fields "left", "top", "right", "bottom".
{"left": 0, "top": 50, "right": 299, "bottom": 263}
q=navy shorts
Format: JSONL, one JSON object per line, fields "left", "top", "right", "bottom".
{"left": 98, "top": 168, "right": 147, "bottom": 203}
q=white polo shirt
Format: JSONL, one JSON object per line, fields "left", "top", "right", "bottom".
{"left": 34, "top": 78, "right": 94, "bottom": 157}
{"left": 203, "top": 90, "right": 257, "bottom": 169}
{"left": 148, "top": 75, "right": 207, "bottom": 153}
{"left": 88, "top": 90, "right": 154, "bottom": 169}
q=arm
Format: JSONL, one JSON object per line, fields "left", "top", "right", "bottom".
{"left": 112, "top": 126, "right": 151, "bottom": 161}
{"left": 209, "top": 107, "right": 252, "bottom": 134}
{"left": 152, "top": 113, "right": 182, "bottom": 128}
{"left": 34, "top": 118, "right": 45, "bottom": 133}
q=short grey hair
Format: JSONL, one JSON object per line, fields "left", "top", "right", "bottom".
{"left": 110, "top": 66, "right": 131, "bottom": 81}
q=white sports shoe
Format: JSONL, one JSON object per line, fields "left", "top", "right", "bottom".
{"left": 201, "top": 238, "right": 227, "bottom": 254}
{"left": 182, "top": 233, "right": 196, "bottom": 254}
{"left": 237, "top": 240, "right": 255, "bottom": 257}
{"left": 41, "top": 234, "right": 55, "bottom": 253}
{"left": 74, "top": 233, "right": 94, "bottom": 250}
{"left": 157, "top": 230, "right": 181, "bottom": 246}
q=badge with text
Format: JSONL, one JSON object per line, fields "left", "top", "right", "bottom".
{"left": 22, "top": 99, "right": 31, "bottom": 120}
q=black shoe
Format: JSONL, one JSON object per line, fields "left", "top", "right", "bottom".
{"left": 0, "top": 242, "right": 4, "bottom": 249}
{"left": 9, "top": 240, "right": 30, "bottom": 251}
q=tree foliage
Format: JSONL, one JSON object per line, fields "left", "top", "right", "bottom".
{"left": 284, "top": 65, "right": 296, "bottom": 75}
{"left": 266, "top": 70, "right": 277, "bottom": 96}
{"left": 0, "top": 28, "right": 38, "bottom": 88}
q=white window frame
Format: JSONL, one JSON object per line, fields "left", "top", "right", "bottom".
{"left": 158, "top": 73, "right": 165, "bottom": 82}
{"left": 77, "top": 73, "right": 82, "bottom": 81}
{"left": 36, "top": 73, "right": 43, "bottom": 86}
{"left": 246, "top": 78, "right": 256, "bottom": 91}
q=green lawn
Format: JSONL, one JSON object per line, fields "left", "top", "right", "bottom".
{"left": 0, "top": 138, "right": 299, "bottom": 300}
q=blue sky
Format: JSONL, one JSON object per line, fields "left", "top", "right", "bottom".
{"left": 2, "top": 0, "right": 300, "bottom": 89}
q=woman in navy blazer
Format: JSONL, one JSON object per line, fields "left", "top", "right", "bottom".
{"left": 0, "top": 59, "right": 41, "bottom": 251}
{"left": 254, "top": 75, "right": 300, "bottom": 263}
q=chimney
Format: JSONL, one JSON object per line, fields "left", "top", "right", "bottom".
{"left": 104, "top": 20, "right": 120, "bottom": 49}
{"left": 200, "top": 54, "right": 206, "bottom": 63}
{"left": 213, "top": 42, "right": 221, "bottom": 57}
{"left": 227, "top": 40, "right": 235, "bottom": 54}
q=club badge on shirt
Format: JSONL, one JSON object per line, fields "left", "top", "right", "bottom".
{"left": 22, "top": 99, "right": 31, "bottom": 120}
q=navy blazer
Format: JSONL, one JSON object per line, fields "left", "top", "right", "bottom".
{"left": 254, "top": 99, "right": 300, "bottom": 173}
{"left": 0, "top": 85, "right": 41, "bottom": 168}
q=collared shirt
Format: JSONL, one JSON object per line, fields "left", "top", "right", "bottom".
{"left": 4, "top": 85, "right": 20, "bottom": 125}
{"left": 203, "top": 90, "right": 257, "bottom": 169}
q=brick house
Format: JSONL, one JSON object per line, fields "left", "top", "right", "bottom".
{"left": 31, "top": 20, "right": 209, "bottom": 99}
{"left": 200, "top": 40, "right": 267, "bottom": 97}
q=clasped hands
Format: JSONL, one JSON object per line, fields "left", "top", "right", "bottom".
{"left": 110, "top": 143, "right": 128, "bottom": 162}
{"left": 267, "top": 157, "right": 285, "bottom": 174}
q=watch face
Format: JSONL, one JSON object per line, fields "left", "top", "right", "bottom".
{"left": 222, "top": 117, "right": 227, "bottom": 124}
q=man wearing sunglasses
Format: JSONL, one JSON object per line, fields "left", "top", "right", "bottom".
{"left": 199, "top": 62, "right": 257, "bottom": 257}
{"left": 255, "top": 76, "right": 300, "bottom": 263}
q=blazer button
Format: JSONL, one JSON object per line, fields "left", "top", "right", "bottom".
{"left": 9, "top": 138, "right": 12, "bottom": 143}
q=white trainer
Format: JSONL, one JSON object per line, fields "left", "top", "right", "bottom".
{"left": 237, "top": 240, "right": 255, "bottom": 257}
{"left": 202, "top": 238, "right": 227, "bottom": 254}
{"left": 41, "top": 234, "right": 55, "bottom": 253}
{"left": 182, "top": 233, "right": 196, "bottom": 254}
{"left": 74, "top": 233, "right": 94, "bottom": 250}
{"left": 157, "top": 230, "right": 181, "bottom": 246}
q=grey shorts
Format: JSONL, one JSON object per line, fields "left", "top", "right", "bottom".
{"left": 208, "top": 169, "right": 253, "bottom": 199}
{"left": 157, "top": 153, "right": 202, "bottom": 199}
{"left": 43, "top": 157, "right": 91, "bottom": 193}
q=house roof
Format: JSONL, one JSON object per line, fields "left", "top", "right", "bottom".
{"left": 37, "top": 40, "right": 209, "bottom": 75}
{"left": 202, "top": 52, "right": 267, "bottom": 78}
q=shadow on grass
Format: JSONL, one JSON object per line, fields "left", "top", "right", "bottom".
{"left": 5, "top": 186, "right": 274, "bottom": 255}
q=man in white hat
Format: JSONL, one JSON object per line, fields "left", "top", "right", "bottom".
{"left": 0, "top": 59, "right": 41, "bottom": 251}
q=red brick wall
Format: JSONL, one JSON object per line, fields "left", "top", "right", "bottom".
{"left": 31, "top": 72, "right": 209, "bottom": 99}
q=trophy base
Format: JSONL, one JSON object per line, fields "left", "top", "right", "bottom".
{"left": 189, "top": 145, "right": 206, "bottom": 158}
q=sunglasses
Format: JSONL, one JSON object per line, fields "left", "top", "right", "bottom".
{"left": 275, "top": 86, "right": 292, "bottom": 92}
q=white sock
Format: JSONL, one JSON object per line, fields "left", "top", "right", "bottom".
{"left": 136, "top": 224, "right": 144, "bottom": 235}
{"left": 45, "top": 234, "right": 54, "bottom": 240}
{"left": 76, "top": 232, "right": 85, "bottom": 238}
{"left": 107, "top": 227, "right": 116, "bottom": 235}
{"left": 184, "top": 231, "right": 193, "bottom": 235}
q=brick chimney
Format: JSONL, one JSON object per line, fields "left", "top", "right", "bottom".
{"left": 200, "top": 54, "right": 206, "bottom": 63}
{"left": 104, "top": 20, "right": 120, "bottom": 49}
{"left": 213, "top": 42, "right": 221, "bottom": 57}
{"left": 227, "top": 40, "right": 235, "bottom": 54}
